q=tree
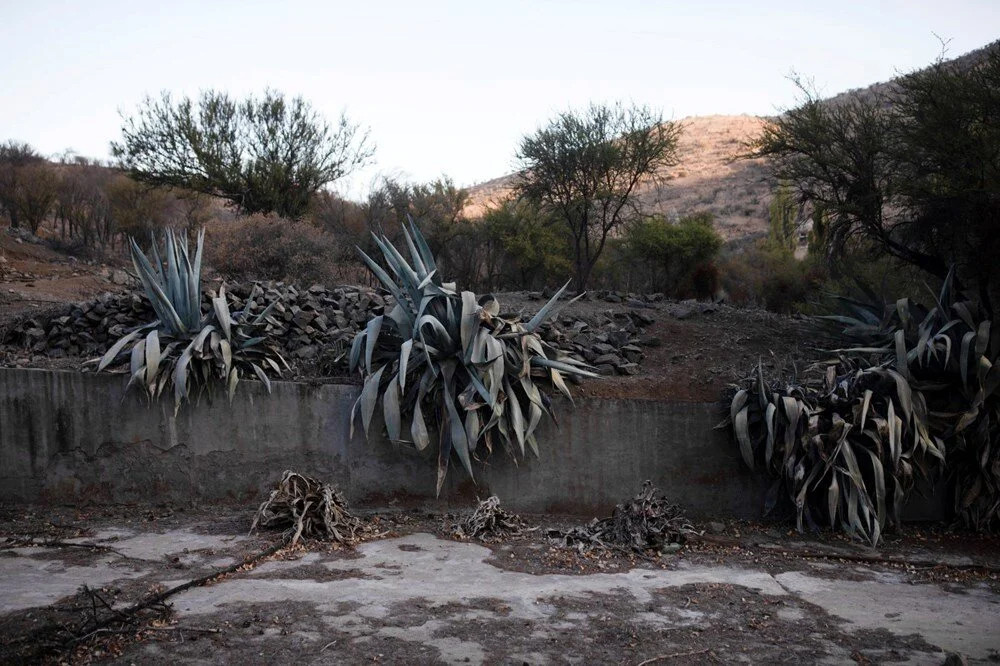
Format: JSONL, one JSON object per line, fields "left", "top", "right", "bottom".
{"left": 748, "top": 43, "right": 1000, "bottom": 309}
{"left": 13, "top": 164, "right": 59, "bottom": 234}
{"left": 111, "top": 90, "right": 373, "bottom": 219}
{"left": 515, "top": 103, "right": 682, "bottom": 290}
{"left": 0, "top": 141, "right": 41, "bottom": 229}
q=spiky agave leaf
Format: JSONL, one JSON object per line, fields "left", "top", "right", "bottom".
{"left": 350, "top": 217, "right": 597, "bottom": 495}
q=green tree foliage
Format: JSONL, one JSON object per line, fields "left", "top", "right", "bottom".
{"left": 619, "top": 212, "right": 722, "bottom": 297}
{"left": 112, "top": 90, "right": 373, "bottom": 219}
{"left": 478, "top": 201, "right": 571, "bottom": 291}
{"left": 515, "top": 103, "right": 682, "bottom": 290}
{"left": 749, "top": 44, "right": 1000, "bottom": 309}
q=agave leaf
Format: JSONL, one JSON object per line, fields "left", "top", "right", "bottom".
{"left": 398, "top": 339, "right": 413, "bottom": 393}
{"left": 130, "top": 239, "right": 187, "bottom": 334}
{"left": 961, "top": 330, "right": 975, "bottom": 388}
{"left": 349, "top": 330, "right": 365, "bottom": 373}
{"left": 734, "top": 406, "right": 753, "bottom": 469}
{"left": 365, "top": 316, "right": 384, "bottom": 374}
{"left": 383, "top": 373, "right": 402, "bottom": 441}
{"left": 764, "top": 402, "right": 776, "bottom": 467}
{"left": 827, "top": 473, "right": 840, "bottom": 527}
{"left": 408, "top": 216, "right": 437, "bottom": 274}
{"left": 465, "top": 409, "right": 481, "bottom": 450}
{"left": 859, "top": 389, "right": 873, "bottom": 432}
{"left": 524, "top": 281, "right": 575, "bottom": 333}
{"left": 357, "top": 247, "right": 405, "bottom": 304}
{"left": 98, "top": 329, "right": 142, "bottom": 371}
{"left": 227, "top": 367, "right": 240, "bottom": 404}
{"left": 529, "top": 356, "right": 598, "bottom": 378}
{"left": 213, "top": 286, "right": 233, "bottom": 341}
{"left": 460, "top": 291, "right": 479, "bottom": 361}
{"left": 442, "top": 368, "right": 474, "bottom": 479}
{"left": 730, "top": 389, "right": 748, "bottom": 425}
{"left": 144, "top": 330, "right": 161, "bottom": 391}
{"left": 359, "top": 366, "right": 386, "bottom": 437}
{"left": 129, "top": 338, "right": 146, "bottom": 386}
{"left": 249, "top": 362, "right": 270, "bottom": 393}
{"left": 399, "top": 221, "right": 427, "bottom": 276}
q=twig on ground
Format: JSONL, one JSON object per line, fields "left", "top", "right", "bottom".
{"left": 636, "top": 647, "right": 712, "bottom": 665}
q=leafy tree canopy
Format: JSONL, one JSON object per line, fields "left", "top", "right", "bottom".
{"left": 112, "top": 90, "right": 373, "bottom": 219}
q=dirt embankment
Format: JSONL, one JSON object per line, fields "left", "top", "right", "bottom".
{"left": 1, "top": 230, "right": 815, "bottom": 403}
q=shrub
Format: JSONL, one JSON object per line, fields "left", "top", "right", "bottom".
{"left": 718, "top": 244, "right": 823, "bottom": 313}
{"left": 616, "top": 212, "right": 722, "bottom": 297}
{"left": 95, "top": 229, "right": 287, "bottom": 411}
{"left": 349, "top": 219, "right": 596, "bottom": 494}
{"left": 205, "top": 214, "right": 349, "bottom": 286}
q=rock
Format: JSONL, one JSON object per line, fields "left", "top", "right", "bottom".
{"left": 616, "top": 362, "right": 640, "bottom": 375}
{"left": 638, "top": 336, "right": 662, "bottom": 348}
{"left": 607, "top": 330, "right": 630, "bottom": 347}
{"left": 621, "top": 344, "right": 644, "bottom": 363}
{"left": 593, "top": 353, "right": 623, "bottom": 366}
{"left": 592, "top": 342, "right": 616, "bottom": 355}
{"left": 295, "top": 345, "right": 319, "bottom": 360}
{"left": 293, "top": 310, "right": 317, "bottom": 329}
{"left": 706, "top": 521, "right": 726, "bottom": 535}
{"left": 595, "top": 363, "right": 616, "bottom": 376}
{"left": 110, "top": 269, "right": 132, "bottom": 285}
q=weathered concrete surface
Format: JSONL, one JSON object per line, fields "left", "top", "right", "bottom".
{"left": 0, "top": 367, "right": 766, "bottom": 517}
{"left": 1, "top": 525, "right": 997, "bottom": 664}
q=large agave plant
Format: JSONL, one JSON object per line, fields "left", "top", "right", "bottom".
{"left": 94, "top": 229, "right": 288, "bottom": 411}
{"left": 827, "top": 268, "right": 1000, "bottom": 531}
{"left": 730, "top": 268, "right": 1000, "bottom": 544}
{"left": 350, "top": 218, "right": 596, "bottom": 494}
{"left": 726, "top": 358, "right": 943, "bottom": 546}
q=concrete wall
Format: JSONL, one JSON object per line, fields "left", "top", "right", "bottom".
{"left": 0, "top": 367, "right": 772, "bottom": 518}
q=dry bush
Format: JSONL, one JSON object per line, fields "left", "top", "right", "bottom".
{"left": 204, "top": 214, "right": 353, "bottom": 286}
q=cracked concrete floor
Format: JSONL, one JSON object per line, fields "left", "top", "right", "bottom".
{"left": 1, "top": 524, "right": 999, "bottom": 664}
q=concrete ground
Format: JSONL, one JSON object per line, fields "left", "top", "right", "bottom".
{"left": 1, "top": 508, "right": 998, "bottom": 664}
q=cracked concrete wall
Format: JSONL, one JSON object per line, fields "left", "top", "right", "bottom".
{"left": 0, "top": 368, "right": 793, "bottom": 517}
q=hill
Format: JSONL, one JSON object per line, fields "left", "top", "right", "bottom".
{"left": 464, "top": 40, "right": 1000, "bottom": 243}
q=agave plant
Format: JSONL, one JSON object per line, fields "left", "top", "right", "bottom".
{"left": 726, "top": 358, "right": 943, "bottom": 546}
{"left": 826, "top": 268, "right": 1000, "bottom": 531}
{"left": 349, "top": 218, "right": 596, "bottom": 494}
{"left": 94, "top": 229, "right": 288, "bottom": 411}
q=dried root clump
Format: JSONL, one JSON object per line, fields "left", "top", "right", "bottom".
{"left": 548, "top": 481, "right": 697, "bottom": 555}
{"left": 454, "top": 496, "right": 528, "bottom": 541}
{"left": 251, "top": 470, "right": 363, "bottom": 546}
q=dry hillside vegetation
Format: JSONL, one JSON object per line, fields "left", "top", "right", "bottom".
{"left": 465, "top": 115, "right": 774, "bottom": 242}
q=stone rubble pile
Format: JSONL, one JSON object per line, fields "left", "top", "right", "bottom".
{"left": 3, "top": 282, "right": 657, "bottom": 377}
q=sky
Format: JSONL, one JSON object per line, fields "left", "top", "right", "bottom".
{"left": 1, "top": 0, "right": 998, "bottom": 198}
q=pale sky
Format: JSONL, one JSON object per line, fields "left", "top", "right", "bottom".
{"left": 2, "top": 0, "right": 998, "bottom": 198}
